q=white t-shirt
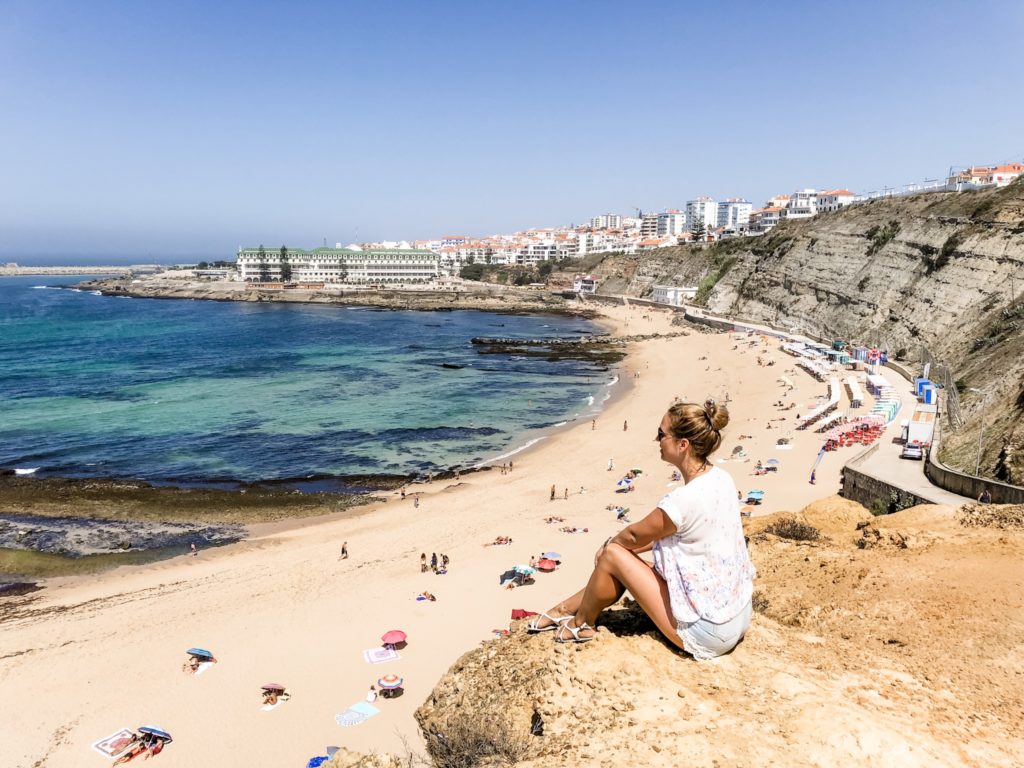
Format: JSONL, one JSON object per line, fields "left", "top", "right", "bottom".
{"left": 651, "top": 466, "right": 756, "bottom": 624}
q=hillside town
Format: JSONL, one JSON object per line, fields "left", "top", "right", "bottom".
{"left": 229, "top": 161, "right": 1024, "bottom": 287}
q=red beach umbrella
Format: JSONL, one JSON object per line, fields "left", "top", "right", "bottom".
{"left": 381, "top": 630, "right": 407, "bottom": 645}
{"left": 537, "top": 559, "right": 557, "bottom": 572}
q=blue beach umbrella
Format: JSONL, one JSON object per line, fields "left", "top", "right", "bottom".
{"left": 138, "top": 726, "right": 172, "bottom": 743}
{"left": 186, "top": 647, "right": 214, "bottom": 659}
{"left": 542, "top": 551, "right": 561, "bottom": 560}
{"left": 766, "top": 459, "right": 780, "bottom": 465}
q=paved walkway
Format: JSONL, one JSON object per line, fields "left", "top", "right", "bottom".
{"left": 857, "top": 379, "right": 971, "bottom": 506}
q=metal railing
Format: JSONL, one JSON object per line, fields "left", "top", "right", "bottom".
{"left": 920, "top": 347, "right": 962, "bottom": 430}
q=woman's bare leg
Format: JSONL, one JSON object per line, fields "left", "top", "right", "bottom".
{"left": 559, "top": 543, "right": 684, "bottom": 648}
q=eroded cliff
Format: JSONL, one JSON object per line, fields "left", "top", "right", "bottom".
{"left": 589, "top": 180, "right": 1024, "bottom": 481}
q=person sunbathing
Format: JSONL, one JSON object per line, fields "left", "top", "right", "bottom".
{"left": 262, "top": 687, "right": 289, "bottom": 706}
{"left": 113, "top": 733, "right": 164, "bottom": 764}
{"left": 419, "top": 591, "right": 436, "bottom": 601}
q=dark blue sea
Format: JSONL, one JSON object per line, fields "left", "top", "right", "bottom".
{"left": 0, "top": 276, "right": 616, "bottom": 488}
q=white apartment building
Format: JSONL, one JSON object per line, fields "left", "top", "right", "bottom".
{"left": 236, "top": 246, "right": 440, "bottom": 284}
{"left": 517, "top": 241, "right": 558, "bottom": 265}
{"left": 747, "top": 207, "right": 784, "bottom": 234}
{"left": 782, "top": 189, "right": 818, "bottom": 220}
{"left": 441, "top": 235, "right": 468, "bottom": 248}
{"left": 590, "top": 213, "right": 622, "bottom": 229}
{"left": 717, "top": 198, "right": 753, "bottom": 230}
{"left": 657, "top": 209, "right": 687, "bottom": 236}
{"left": 817, "top": 189, "right": 856, "bottom": 212}
{"left": 640, "top": 213, "right": 659, "bottom": 238}
{"left": 651, "top": 285, "right": 698, "bottom": 306}
{"left": 765, "top": 194, "right": 791, "bottom": 209}
{"left": 686, "top": 197, "right": 717, "bottom": 231}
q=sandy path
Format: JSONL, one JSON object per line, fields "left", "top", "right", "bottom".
{"left": 0, "top": 304, "right": 855, "bottom": 767}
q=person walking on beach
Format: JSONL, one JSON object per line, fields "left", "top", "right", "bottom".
{"left": 608, "top": 458, "right": 614, "bottom": 471}
{"left": 420, "top": 553, "right": 427, "bottom": 572}
{"left": 442, "top": 553, "right": 449, "bottom": 569}
{"left": 190, "top": 543, "right": 197, "bottom": 557}
{"left": 564, "top": 487, "right": 569, "bottom": 500}
{"left": 401, "top": 488, "right": 406, "bottom": 500}
{"left": 623, "top": 420, "right": 628, "bottom": 432}
{"left": 592, "top": 419, "right": 596, "bottom": 430}
{"left": 414, "top": 494, "right": 420, "bottom": 509}
{"left": 339, "top": 541, "right": 348, "bottom": 560}
{"left": 528, "top": 399, "right": 755, "bottom": 660}
{"left": 550, "top": 484, "right": 556, "bottom": 502}
{"left": 430, "top": 553, "right": 438, "bottom": 572}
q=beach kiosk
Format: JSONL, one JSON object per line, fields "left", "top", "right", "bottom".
{"left": 921, "top": 383, "right": 938, "bottom": 405}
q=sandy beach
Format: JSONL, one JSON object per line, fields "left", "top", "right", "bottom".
{"left": 0, "top": 303, "right": 857, "bottom": 767}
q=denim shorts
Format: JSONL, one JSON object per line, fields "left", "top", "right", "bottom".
{"left": 678, "top": 599, "right": 752, "bottom": 660}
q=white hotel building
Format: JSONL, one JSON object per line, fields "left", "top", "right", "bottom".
{"left": 236, "top": 246, "right": 440, "bottom": 284}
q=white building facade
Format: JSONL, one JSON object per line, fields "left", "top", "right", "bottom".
{"left": 817, "top": 189, "right": 855, "bottom": 212}
{"left": 716, "top": 199, "right": 753, "bottom": 230}
{"left": 236, "top": 247, "right": 440, "bottom": 284}
{"left": 782, "top": 189, "right": 818, "bottom": 220}
{"left": 657, "top": 209, "right": 687, "bottom": 236}
{"left": 590, "top": 213, "right": 622, "bottom": 229}
{"left": 686, "top": 197, "right": 717, "bottom": 231}
{"left": 651, "top": 285, "right": 698, "bottom": 306}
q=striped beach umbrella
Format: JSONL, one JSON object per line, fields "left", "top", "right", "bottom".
{"left": 377, "top": 674, "right": 404, "bottom": 689}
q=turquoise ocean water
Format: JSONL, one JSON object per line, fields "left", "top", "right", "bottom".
{"left": 0, "top": 276, "right": 615, "bottom": 489}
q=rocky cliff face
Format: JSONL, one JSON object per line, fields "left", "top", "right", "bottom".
{"left": 590, "top": 180, "right": 1024, "bottom": 481}
{"left": 334, "top": 498, "right": 1023, "bottom": 767}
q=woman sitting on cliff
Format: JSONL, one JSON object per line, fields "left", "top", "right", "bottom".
{"left": 528, "top": 400, "right": 756, "bottom": 660}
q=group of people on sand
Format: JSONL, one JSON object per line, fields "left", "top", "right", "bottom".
{"left": 525, "top": 399, "right": 756, "bottom": 657}
{"left": 498, "top": 461, "right": 515, "bottom": 475}
{"left": 543, "top": 516, "right": 565, "bottom": 524}
{"left": 420, "top": 552, "right": 449, "bottom": 573}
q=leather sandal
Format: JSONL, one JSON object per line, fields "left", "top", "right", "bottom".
{"left": 555, "top": 620, "right": 595, "bottom": 644}
{"left": 526, "top": 612, "right": 572, "bottom": 634}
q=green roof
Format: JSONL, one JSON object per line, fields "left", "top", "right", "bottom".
{"left": 238, "top": 247, "right": 437, "bottom": 255}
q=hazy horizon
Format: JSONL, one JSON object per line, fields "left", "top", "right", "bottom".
{"left": 3, "top": 0, "right": 1023, "bottom": 260}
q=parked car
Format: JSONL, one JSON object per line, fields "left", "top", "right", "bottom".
{"left": 901, "top": 444, "right": 924, "bottom": 460}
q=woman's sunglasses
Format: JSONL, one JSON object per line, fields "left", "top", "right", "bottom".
{"left": 655, "top": 427, "right": 668, "bottom": 442}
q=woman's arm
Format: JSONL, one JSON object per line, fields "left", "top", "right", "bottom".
{"left": 608, "top": 507, "right": 676, "bottom": 552}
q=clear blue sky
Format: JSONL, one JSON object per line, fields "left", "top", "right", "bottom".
{"left": 3, "top": 0, "right": 1022, "bottom": 263}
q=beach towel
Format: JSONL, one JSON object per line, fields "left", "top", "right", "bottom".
{"left": 510, "top": 609, "right": 537, "bottom": 620}
{"left": 261, "top": 700, "right": 283, "bottom": 711}
{"left": 335, "top": 710, "right": 368, "bottom": 727}
{"left": 363, "top": 647, "right": 400, "bottom": 664}
{"left": 194, "top": 661, "right": 214, "bottom": 676}
{"left": 306, "top": 757, "right": 330, "bottom": 767}
{"left": 348, "top": 701, "right": 380, "bottom": 717}
{"left": 92, "top": 728, "right": 135, "bottom": 758}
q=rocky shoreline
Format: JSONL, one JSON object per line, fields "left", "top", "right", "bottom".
{"left": 76, "top": 276, "right": 600, "bottom": 317}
